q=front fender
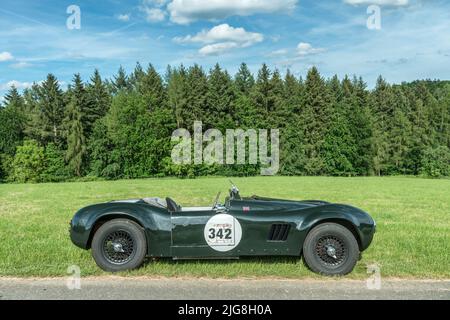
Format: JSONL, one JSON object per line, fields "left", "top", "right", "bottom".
{"left": 298, "top": 204, "right": 376, "bottom": 251}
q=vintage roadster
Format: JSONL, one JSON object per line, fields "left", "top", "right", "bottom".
{"left": 70, "top": 182, "right": 376, "bottom": 276}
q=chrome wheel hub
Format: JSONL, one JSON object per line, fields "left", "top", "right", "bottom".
{"left": 315, "top": 235, "right": 346, "bottom": 266}
{"left": 112, "top": 242, "right": 125, "bottom": 253}
{"left": 102, "top": 230, "right": 135, "bottom": 265}
{"left": 326, "top": 245, "right": 337, "bottom": 259}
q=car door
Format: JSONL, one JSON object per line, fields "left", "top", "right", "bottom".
{"left": 170, "top": 207, "right": 217, "bottom": 257}
{"left": 171, "top": 203, "right": 246, "bottom": 258}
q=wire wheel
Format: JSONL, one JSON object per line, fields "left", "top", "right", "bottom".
{"left": 315, "top": 235, "right": 346, "bottom": 267}
{"left": 102, "top": 230, "right": 135, "bottom": 265}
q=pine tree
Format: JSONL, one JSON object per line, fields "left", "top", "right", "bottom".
{"left": 250, "top": 63, "right": 274, "bottom": 128}
{"left": 370, "top": 76, "right": 396, "bottom": 175}
{"left": 279, "top": 71, "right": 305, "bottom": 175}
{"left": 206, "top": 63, "right": 236, "bottom": 129}
{"left": 268, "top": 69, "right": 285, "bottom": 126}
{"left": 87, "top": 69, "right": 111, "bottom": 122}
{"left": 167, "top": 65, "right": 189, "bottom": 128}
{"left": 347, "top": 76, "right": 374, "bottom": 175}
{"left": 235, "top": 63, "right": 255, "bottom": 95}
{"left": 405, "top": 84, "right": 434, "bottom": 174}
{"left": 252, "top": 63, "right": 272, "bottom": 113}
{"left": 323, "top": 76, "right": 356, "bottom": 176}
{"left": 390, "top": 107, "right": 412, "bottom": 174}
{"left": 435, "top": 84, "right": 450, "bottom": 148}
{"left": 185, "top": 64, "right": 208, "bottom": 125}
{"left": 65, "top": 74, "right": 88, "bottom": 176}
{"left": 138, "top": 64, "right": 166, "bottom": 110}
{"left": 0, "top": 87, "right": 26, "bottom": 156}
{"left": 129, "top": 62, "right": 145, "bottom": 90}
{"left": 300, "top": 67, "right": 332, "bottom": 175}
{"left": 3, "top": 86, "right": 25, "bottom": 111}
{"left": 33, "top": 74, "right": 65, "bottom": 146}
{"left": 111, "top": 66, "right": 131, "bottom": 94}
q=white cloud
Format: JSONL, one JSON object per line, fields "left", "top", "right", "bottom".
{"left": 199, "top": 42, "right": 240, "bottom": 55}
{"left": 344, "top": 0, "right": 409, "bottom": 6}
{"left": 117, "top": 14, "right": 130, "bottom": 22}
{"left": 297, "top": 42, "right": 325, "bottom": 56}
{"left": 274, "top": 43, "right": 325, "bottom": 67}
{"left": 10, "top": 61, "right": 32, "bottom": 69}
{"left": 0, "top": 80, "right": 34, "bottom": 90}
{"left": 175, "top": 24, "right": 263, "bottom": 44}
{"left": 167, "top": 0, "right": 298, "bottom": 24}
{"left": 175, "top": 24, "right": 263, "bottom": 56}
{"left": 0, "top": 51, "right": 14, "bottom": 62}
{"left": 142, "top": 7, "right": 166, "bottom": 22}
{"left": 140, "top": 0, "right": 167, "bottom": 22}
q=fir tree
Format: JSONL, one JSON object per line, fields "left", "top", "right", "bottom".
{"left": 34, "top": 74, "right": 65, "bottom": 146}
{"left": 87, "top": 69, "right": 111, "bottom": 122}
{"left": 138, "top": 64, "right": 166, "bottom": 110}
{"left": 235, "top": 63, "right": 255, "bottom": 95}
{"left": 65, "top": 74, "right": 88, "bottom": 176}
{"left": 0, "top": 87, "right": 26, "bottom": 156}
{"left": 167, "top": 65, "right": 189, "bottom": 128}
{"left": 300, "top": 67, "right": 332, "bottom": 175}
{"left": 206, "top": 64, "right": 235, "bottom": 129}
{"left": 111, "top": 66, "right": 131, "bottom": 93}
{"left": 3, "top": 86, "right": 25, "bottom": 111}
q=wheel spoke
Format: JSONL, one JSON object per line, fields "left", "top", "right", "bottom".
{"left": 315, "top": 235, "right": 346, "bottom": 267}
{"left": 102, "top": 230, "right": 135, "bottom": 265}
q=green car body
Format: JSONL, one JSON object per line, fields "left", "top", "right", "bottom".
{"left": 70, "top": 193, "right": 376, "bottom": 260}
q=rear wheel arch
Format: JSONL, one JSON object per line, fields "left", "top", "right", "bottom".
{"left": 87, "top": 213, "right": 146, "bottom": 249}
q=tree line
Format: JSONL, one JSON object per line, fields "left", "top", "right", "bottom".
{"left": 0, "top": 63, "right": 449, "bottom": 183}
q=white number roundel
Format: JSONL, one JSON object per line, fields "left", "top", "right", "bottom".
{"left": 204, "top": 214, "right": 242, "bottom": 252}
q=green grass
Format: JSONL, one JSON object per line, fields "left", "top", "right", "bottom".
{"left": 0, "top": 176, "right": 449, "bottom": 279}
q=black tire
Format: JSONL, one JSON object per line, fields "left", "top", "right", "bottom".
{"left": 91, "top": 219, "right": 147, "bottom": 272}
{"left": 302, "top": 223, "right": 359, "bottom": 276}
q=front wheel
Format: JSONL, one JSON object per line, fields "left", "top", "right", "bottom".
{"left": 302, "top": 223, "right": 359, "bottom": 276}
{"left": 91, "top": 219, "right": 147, "bottom": 272}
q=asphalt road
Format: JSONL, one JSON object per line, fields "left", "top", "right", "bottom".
{"left": 0, "top": 277, "right": 448, "bottom": 300}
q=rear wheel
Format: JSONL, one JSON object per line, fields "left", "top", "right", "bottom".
{"left": 91, "top": 219, "right": 147, "bottom": 272}
{"left": 302, "top": 223, "right": 359, "bottom": 276}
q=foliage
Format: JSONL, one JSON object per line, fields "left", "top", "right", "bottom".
{"left": 41, "top": 143, "right": 72, "bottom": 182}
{"left": 0, "top": 63, "right": 449, "bottom": 183}
{"left": 420, "top": 146, "right": 450, "bottom": 178}
{"left": 11, "top": 140, "right": 46, "bottom": 183}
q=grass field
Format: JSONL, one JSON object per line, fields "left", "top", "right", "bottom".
{"left": 0, "top": 176, "right": 449, "bottom": 279}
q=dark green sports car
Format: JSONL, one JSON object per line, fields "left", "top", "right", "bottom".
{"left": 70, "top": 182, "right": 376, "bottom": 276}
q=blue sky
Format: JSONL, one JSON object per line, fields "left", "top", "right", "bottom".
{"left": 1, "top": 0, "right": 449, "bottom": 100}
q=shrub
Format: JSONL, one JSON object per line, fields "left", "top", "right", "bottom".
{"left": 40, "top": 143, "right": 72, "bottom": 182}
{"left": 420, "top": 146, "right": 450, "bottom": 178}
{"left": 11, "top": 140, "right": 45, "bottom": 183}
{"left": 0, "top": 153, "right": 14, "bottom": 182}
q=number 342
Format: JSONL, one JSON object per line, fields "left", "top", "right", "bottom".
{"left": 208, "top": 228, "right": 232, "bottom": 240}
